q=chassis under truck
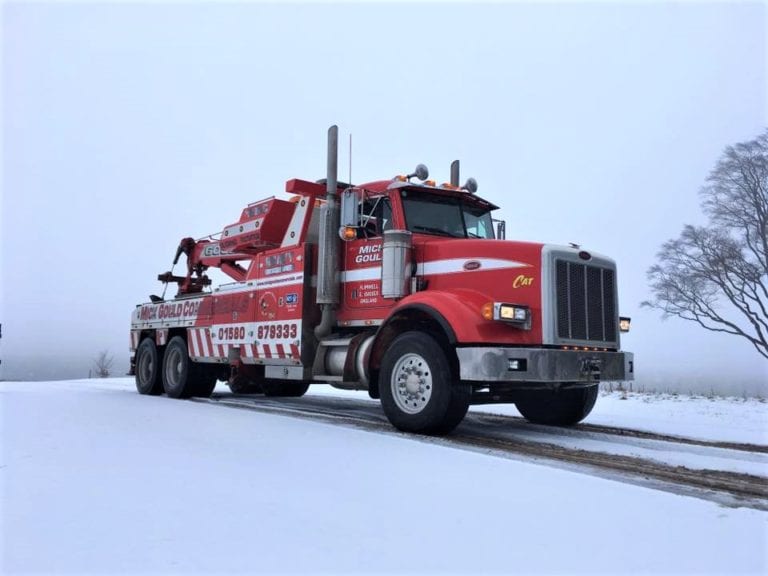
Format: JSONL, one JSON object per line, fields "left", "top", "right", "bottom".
{"left": 130, "top": 126, "right": 634, "bottom": 434}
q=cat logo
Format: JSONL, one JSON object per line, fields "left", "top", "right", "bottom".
{"left": 513, "top": 275, "right": 534, "bottom": 288}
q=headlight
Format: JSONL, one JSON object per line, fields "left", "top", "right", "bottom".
{"left": 482, "top": 302, "right": 531, "bottom": 328}
{"left": 499, "top": 304, "right": 528, "bottom": 322}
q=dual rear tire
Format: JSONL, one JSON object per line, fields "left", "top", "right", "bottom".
{"left": 135, "top": 334, "right": 310, "bottom": 399}
{"left": 135, "top": 338, "right": 163, "bottom": 395}
{"left": 135, "top": 336, "right": 216, "bottom": 399}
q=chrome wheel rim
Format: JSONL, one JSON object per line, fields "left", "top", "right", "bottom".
{"left": 391, "top": 353, "right": 433, "bottom": 414}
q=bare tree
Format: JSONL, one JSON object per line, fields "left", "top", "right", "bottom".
{"left": 643, "top": 129, "right": 768, "bottom": 360}
{"left": 93, "top": 350, "right": 114, "bottom": 378}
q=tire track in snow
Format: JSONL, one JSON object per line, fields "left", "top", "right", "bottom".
{"left": 195, "top": 393, "right": 768, "bottom": 510}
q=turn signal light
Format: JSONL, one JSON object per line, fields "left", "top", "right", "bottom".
{"left": 481, "top": 302, "right": 494, "bottom": 320}
{"left": 339, "top": 226, "right": 357, "bottom": 241}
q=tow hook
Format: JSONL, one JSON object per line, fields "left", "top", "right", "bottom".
{"left": 580, "top": 358, "right": 602, "bottom": 380}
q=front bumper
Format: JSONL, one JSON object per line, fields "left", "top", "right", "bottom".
{"left": 456, "top": 347, "right": 634, "bottom": 383}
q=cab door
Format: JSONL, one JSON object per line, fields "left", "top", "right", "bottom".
{"left": 339, "top": 196, "right": 393, "bottom": 320}
{"left": 344, "top": 236, "right": 385, "bottom": 310}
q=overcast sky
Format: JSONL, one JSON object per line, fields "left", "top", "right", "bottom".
{"left": 2, "top": 1, "right": 766, "bottom": 390}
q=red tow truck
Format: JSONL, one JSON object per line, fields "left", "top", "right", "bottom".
{"left": 130, "top": 126, "right": 633, "bottom": 434}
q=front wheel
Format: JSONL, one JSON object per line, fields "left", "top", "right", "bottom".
{"left": 515, "top": 385, "right": 599, "bottom": 426}
{"left": 379, "top": 331, "right": 470, "bottom": 435}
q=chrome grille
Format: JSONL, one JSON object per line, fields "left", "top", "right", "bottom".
{"left": 556, "top": 260, "right": 617, "bottom": 343}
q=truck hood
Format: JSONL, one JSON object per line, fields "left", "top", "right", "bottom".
{"left": 415, "top": 238, "right": 544, "bottom": 275}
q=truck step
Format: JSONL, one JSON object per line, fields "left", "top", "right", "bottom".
{"left": 320, "top": 338, "right": 353, "bottom": 347}
{"left": 313, "top": 375, "right": 344, "bottom": 382}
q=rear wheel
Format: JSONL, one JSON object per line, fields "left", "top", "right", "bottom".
{"left": 379, "top": 331, "right": 470, "bottom": 435}
{"left": 135, "top": 338, "right": 163, "bottom": 395}
{"left": 515, "top": 385, "right": 599, "bottom": 425}
{"left": 193, "top": 370, "right": 217, "bottom": 398}
{"left": 162, "top": 336, "right": 216, "bottom": 399}
{"left": 261, "top": 380, "right": 310, "bottom": 397}
{"left": 227, "top": 376, "right": 263, "bottom": 395}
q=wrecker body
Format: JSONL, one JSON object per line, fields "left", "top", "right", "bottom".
{"left": 130, "top": 126, "right": 633, "bottom": 434}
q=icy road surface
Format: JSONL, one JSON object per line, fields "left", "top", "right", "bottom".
{"left": 2, "top": 378, "right": 767, "bottom": 574}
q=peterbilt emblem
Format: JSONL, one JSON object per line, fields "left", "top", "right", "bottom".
{"left": 463, "top": 260, "right": 482, "bottom": 271}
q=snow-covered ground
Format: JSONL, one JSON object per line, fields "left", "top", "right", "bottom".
{"left": 309, "top": 384, "right": 768, "bottom": 446}
{"left": 2, "top": 378, "right": 767, "bottom": 574}
{"left": 472, "top": 391, "right": 768, "bottom": 445}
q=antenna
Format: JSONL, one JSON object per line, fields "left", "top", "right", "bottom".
{"left": 349, "top": 133, "right": 353, "bottom": 185}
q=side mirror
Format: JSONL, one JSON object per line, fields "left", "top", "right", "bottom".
{"left": 340, "top": 189, "right": 359, "bottom": 227}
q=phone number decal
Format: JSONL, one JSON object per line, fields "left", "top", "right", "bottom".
{"left": 257, "top": 323, "right": 298, "bottom": 340}
{"left": 255, "top": 320, "right": 301, "bottom": 343}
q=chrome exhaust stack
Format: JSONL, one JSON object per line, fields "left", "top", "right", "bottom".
{"left": 450, "top": 160, "right": 460, "bottom": 187}
{"left": 315, "top": 125, "right": 340, "bottom": 339}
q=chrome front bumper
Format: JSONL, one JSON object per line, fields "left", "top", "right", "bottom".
{"left": 456, "top": 347, "right": 634, "bottom": 383}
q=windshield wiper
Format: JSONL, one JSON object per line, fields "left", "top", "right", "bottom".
{"left": 411, "top": 225, "right": 462, "bottom": 238}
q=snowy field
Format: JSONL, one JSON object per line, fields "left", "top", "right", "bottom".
{"left": 2, "top": 378, "right": 767, "bottom": 574}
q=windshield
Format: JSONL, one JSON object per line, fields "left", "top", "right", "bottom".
{"left": 401, "top": 190, "right": 495, "bottom": 239}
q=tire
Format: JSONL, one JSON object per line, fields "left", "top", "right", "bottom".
{"left": 193, "top": 371, "right": 218, "bottom": 398}
{"left": 379, "top": 331, "right": 470, "bottom": 435}
{"left": 261, "top": 380, "right": 310, "bottom": 397}
{"left": 515, "top": 385, "right": 599, "bottom": 426}
{"left": 228, "top": 377, "right": 263, "bottom": 395}
{"left": 135, "top": 338, "right": 163, "bottom": 395}
{"left": 162, "top": 336, "right": 216, "bottom": 399}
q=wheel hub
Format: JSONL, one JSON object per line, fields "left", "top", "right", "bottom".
{"left": 391, "top": 353, "right": 433, "bottom": 415}
{"left": 405, "top": 372, "right": 421, "bottom": 394}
